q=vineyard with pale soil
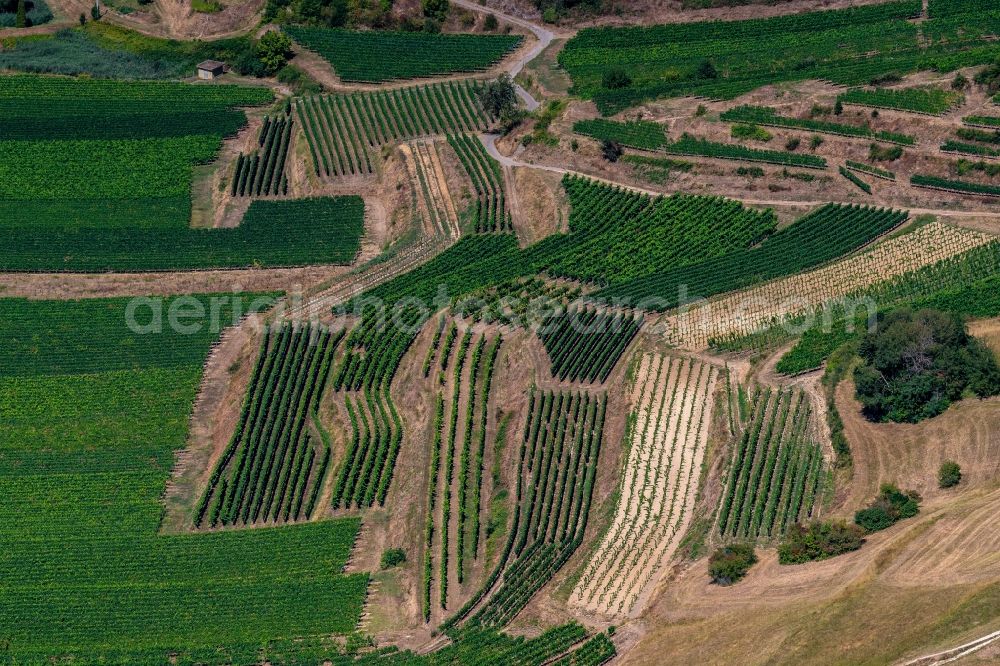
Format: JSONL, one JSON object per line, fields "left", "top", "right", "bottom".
{"left": 571, "top": 353, "right": 716, "bottom": 618}
{"left": 662, "top": 221, "right": 995, "bottom": 349}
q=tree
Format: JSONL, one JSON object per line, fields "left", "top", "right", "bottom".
{"left": 483, "top": 12, "right": 497, "bottom": 30}
{"left": 256, "top": 30, "right": 293, "bottom": 75}
{"left": 854, "top": 308, "right": 1000, "bottom": 423}
{"left": 602, "top": 68, "right": 631, "bottom": 90}
{"left": 79, "top": 11, "right": 86, "bottom": 23}
{"left": 422, "top": 0, "right": 447, "bottom": 20}
{"left": 15, "top": 0, "right": 25, "bottom": 27}
{"left": 952, "top": 73, "right": 970, "bottom": 90}
{"left": 696, "top": 59, "right": 718, "bottom": 80}
{"left": 708, "top": 544, "right": 757, "bottom": 585}
{"left": 91, "top": 1, "right": 100, "bottom": 20}
{"left": 478, "top": 74, "right": 517, "bottom": 119}
{"left": 834, "top": 99, "right": 844, "bottom": 115}
{"left": 601, "top": 139, "right": 622, "bottom": 162}
{"left": 938, "top": 460, "right": 962, "bottom": 488}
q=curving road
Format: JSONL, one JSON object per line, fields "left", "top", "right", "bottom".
{"left": 451, "top": 0, "right": 559, "bottom": 110}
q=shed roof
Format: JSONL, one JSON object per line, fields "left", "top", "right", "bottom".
{"left": 196, "top": 60, "right": 226, "bottom": 71}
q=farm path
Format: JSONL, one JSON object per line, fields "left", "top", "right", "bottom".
{"left": 480, "top": 134, "right": 1000, "bottom": 222}
{"left": 450, "top": 0, "right": 572, "bottom": 111}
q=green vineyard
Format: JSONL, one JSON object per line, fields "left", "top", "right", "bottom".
{"left": 845, "top": 160, "right": 896, "bottom": 180}
{"left": 421, "top": 325, "right": 503, "bottom": 618}
{"left": 448, "top": 133, "right": 512, "bottom": 233}
{"left": 538, "top": 306, "right": 643, "bottom": 383}
{"left": 717, "top": 385, "right": 825, "bottom": 539}
{"left": 837, "top": 87, "right": 964, "bottom": 115}
{"left": 231, "top": 113, "right": 294, "bottom": 198}
{"left": 195, "top": 323, "right": 342, "bottom": 528}
{"left": 840, "top": 166, "right": 872, "bottom": 194}
{"left": 1, "top": 195, "right": 365, "bottom": 271}
{"left": 444, "top": 389, "right": 607, "bottom": 629}
{"left": 720, "top": 105, "right": 916, "bottom": 145}
{"left": 911, "top": 174, "right": 1000, "bottom": 197}
{"left": 599, "top": 203, "right": 909, "bottom": 308}
{"left": 331, "top": 386, "right": 403, "bottom": 511}
{"left": 296, "top": 81, "right": 490, "bottom": 179}
{"left": 284, "top": 27, "right": 522, "bottom": 83}
{"left": 0, "top": 296, "right": 368, "bottom": 664}
{"left": 664, "top": 134, "right": 828, "bottom": 168}
{"left": 557, "top": 1, "right": 1000, "bottom": 113}
{"left": 572, "top": 118, "right": 668, "bottom": 151}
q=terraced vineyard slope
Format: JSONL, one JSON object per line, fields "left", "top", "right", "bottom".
{"left": 571, "top": 354, "right": 717, "bottom": 618}
{"left": 664, "top": 221, "right": 995, "bottom": 349}
{"left": 284, "top": 27, "right": 522, "bottom": 83}
{"left": 443, "top": 389, "right": 606, "bottom": 630}
{"left": 295, "top": 81, "right": 490, "bottom": 179}
{"left": 717, "top": 385, "right": 824, "bottom": 540}
{"left": 448, "top": 133, "right": 512, "bottom": 233}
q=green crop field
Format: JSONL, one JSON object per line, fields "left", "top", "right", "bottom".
{"left": 0, "top": 295, "right": 368, "bottom": 665}
{"left": 1, "top": 196, "right": 365, "bottom": 271}
{"left": 559, "top": 1, "right": 1000, "bottom": 113}
{"left": 284, "top": 27, "right": 522, "bottom": 83}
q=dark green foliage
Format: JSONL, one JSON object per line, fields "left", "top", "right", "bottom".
{"left": 778, "top": 520, "right": 866, "bottom": 564}
{"left": 602, "top": 68, "right": 631, "bottom": 89}
{"left": 573, "top": 118, "right": 666, "bottom": 150}
{"left": 854, "top": 308, "right": 1000, "bottom": 422}
{"left": 708, "top": 544, "right": 758, "bottom": 585}
{"left": 721, "top": 105, "right": 915, "bottom": 145}
{"left": 600, "top": 203, "right": 907, "bottom": 309}
{"left": 854, "top": 483, "right": 920, "bottom": 532}
{"left": 938, "top": 460, "right": 962, "bottom": 488}
{"left": 869, "top": 143, "right": 904, "bottom": 161}
{"left": 381, "top": 548, "right": 407, "bottom": 569}
{"left": 1, "top": 196, "right": 365, "bottom": 271}
{"left": 285, "top": 26, "right": 521, "bottom": 82}
{"left": 600, "top": 139, "right": 623, "bottom": 162}
{"left": 537, "top": 307, "right": 643, "bottom": 383}
{"left": 0, "top": 0, "right": 49, "bottom": 25}
{"left": 556, "top": 2, "right": 1000, "bottom": 114}
{"left": 257, "top": 30, "right": 293, "bottom": 74}
{"left": 479, "top": 73, "right": 518, "bottom": 119}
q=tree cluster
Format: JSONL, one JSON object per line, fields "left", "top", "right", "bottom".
{"left": 778, "top": 520, "right": 866, "bottom": 564}
{"left": 854, "top": 308, "right": 1000, "bottom": 423}
{"left": 854, "top": 483, "right": 920, "bottom": 533}
{"left": 708, "top": 544, "right": 757, "bottom": 585}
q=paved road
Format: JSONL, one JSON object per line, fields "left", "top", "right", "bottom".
{"left": 452, "top": 0, "right": 559, "bottom": 110}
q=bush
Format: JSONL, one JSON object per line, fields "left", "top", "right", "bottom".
{"left": 736, "top": 166, "right": 764, "bottom": 178}
{"left": 542, "top": 7, "right": 557, "bottom": 23}
{"left": 854, "top": 308, "right": 1000, "bottom": 423}
{"left": 810, "top": 135, "right": 824, "bottom": 150}
{"left": 854, "top": 483, "right": 920, "bottom": 532}
{"left": 708, "top": 543, "right": 757, "bottom": 585}
{"left": 483, "top": 12, "right": 497, "bottom": 30}
{"left": 778, "top": 520, "right": 866, "bottom": 564}
{"left": 696, "top": 58, "right": 718, "bottom": 79}
{"left": 785, "top": 137, "right": 801, "bottom": 151}
{"left": 938, "top": 460, "right": 962, "bottom": 488}
{"left": 731, "top": 123, "right": 772, "bottom": 142}
{"left": 869, "top": 143, "right": 903, "bottom": 162}
{"left": 601, "top": 139, "right": 622, "bottom": 162}
{"left": 381, "top": 548, "right": 407, "bottom": 569}
{"left": 953, "top": 73, "right": 970, "bottom": 91}
{"left": 834, "top": 99, "right": 843, "bottom": 115}
{"left": 602, "top": 68, "right": 631, "bottom": 90}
